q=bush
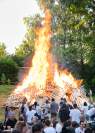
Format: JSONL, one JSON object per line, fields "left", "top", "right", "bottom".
{"left": 0, "top": 57, "right": 19, "bottom": 84}
{"left": 7, "top": 79, "right": 11, "bottom": 85}
{"left": 92, "top": 77, "right": 95, "bottom": 86}
{"left": 11, "top": 55, "right": 24, "bottom": 67}
{"left": 1, "top": 73, "right": 6, "bottom": 84}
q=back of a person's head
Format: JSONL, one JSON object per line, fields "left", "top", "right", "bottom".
{"left": 10, "top": 107, "right": 15, "bottom": 111}
{"left": 22, "top": 97, "right": 27, "bottom": 104}
{"left": 61, "top": 98, "right": 64, "bottom": 100}
{"left": 45, "top": 119, "right": 51, "bottom": 127}
{"left": 5, "top": 106, "right": 9, "bottom": 111}
{"left": 32, "top": 123, "right": 43, "bottom": 133}
{"left": 19, "top": 115, "right": 24, "bottom": 121}
{"left": 72, "top": 121, "right": 79, "bottom": 128}
{"left": 46, "top": 100, "right": 49, "bottom": 104}
{"left": 15, "top": 121, "right": 26, "bottom": 132}
{"left": 84, "top": 102, "right": 87, "bottom": 106}
{"left": 63, "top": 98, "right": 66, "bottom": 102}
{"left": 64, "top": 120, "right": 72, "bottom": 128}
{"left": 73, "top": 103, "right": 77, "bottom": 108}
{"left": 34, "top": 101, "right": 38, "bottom": 106}
{"left": 68, "top": 104, "right": 73, "bottom": 109}
{"left": 51, "top": 98, "right": 55, "bottom": 102}
{"left": 29, "top": 105, "right": 32, "bottom": 111}
{"left": 60, "top": 98, "right": 67, "bottom": 105}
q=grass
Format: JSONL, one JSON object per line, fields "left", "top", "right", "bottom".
{"left": 0, "top": 85, "right": 14, "bottom": 121}
{"left": 0, "top": 108, "right": 4, "bottom": 121}
{"left": 92, "top": 95, "right": 95, "bottom": 102}
{"left": 0, "top": 85, "right": 14, "bottom": 95}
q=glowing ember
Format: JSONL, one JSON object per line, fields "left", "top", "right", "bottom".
{"left": 12, "top": 9, "right": 87, "bottom": 104}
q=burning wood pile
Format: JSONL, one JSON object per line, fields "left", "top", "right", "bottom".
{"left": 6, "top": 94, "right": 24, "bottom": 108}
{"left": 6, "top": 9, "right": 88, "bottom": 107}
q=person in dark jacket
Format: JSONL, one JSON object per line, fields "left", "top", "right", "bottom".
{"left": 61, "top": 120, "right": 75, "bottom": 133}
{"left": 5, "top": 114, "right": 17, "bottom": 129}
{"left": 59, "top": 104, "right": 70, "bottom": 123}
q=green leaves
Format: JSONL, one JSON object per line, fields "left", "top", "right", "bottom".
{"left": 0, "top": 57, "right": 19, "bottom": 83}
{"left": 37, "top": 0, "right": 95, "bottom": 91}
{"left": 0, "top": 42, "right": 7, "bottom": 57}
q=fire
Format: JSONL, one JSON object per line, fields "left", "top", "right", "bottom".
{"left": 14, "top": 9, "right": 87, "bottom": 104}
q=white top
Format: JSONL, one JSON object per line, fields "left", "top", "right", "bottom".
{"left": 24, "top": 104, "right": 29, "bottom": 113}
{"left": 86, "top": 107, "right": 95, "bottom": 116}
{"left": 44, "top": 103, "right": 50, "bottom": 113}
{"left": 81, "top": 106, "right": 88, "bottom": 115}
{"left": 70, "top": 109, "right": 81, "bottom": 123}
{"left": 56, "top": 123, "right": 62, "bottom": 133}
{"left": 44, "top": 127, "right": 56, "bottom": 133}
{"left": 36, "top": 105, "right": 41, "bottom": 115}
{"left": 75, "top": 127, "right": 85, "bottom": 133}
{"left": 26, "top": 110, "right": 36, "bottom": 123}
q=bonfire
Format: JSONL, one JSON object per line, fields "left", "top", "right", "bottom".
{"left": 6, "top": 9, "right": 88, "bottom": 107}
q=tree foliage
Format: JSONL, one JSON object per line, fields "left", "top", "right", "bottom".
{"left": 36, "top": 0, "right": 95, "bottom": 90}
{"left": 0, "top": 42, "right": 7, "bottom": 57}
{"left": 0, "top": 57, "right": 19, "bottom": 83}
{"left": 1, "top": 73, "right": 6, "bottom": 84}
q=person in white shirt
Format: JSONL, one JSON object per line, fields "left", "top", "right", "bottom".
{"left": 81, "top": 102, "right": 88, "bottom": 115}
{"left": 26, "top": 105, "right": 36, "bottom": 125}
{"left": 70, "top": 104, "right": 81, "bottom": 124}
{"left": 86, "top": 107, "right": 95, "bottom": 121}
{"left": 75, "top": 121, "right": 86, "bottom": 133}
{"left": 51, "top": 113, "right": 62, "bottom": 133}
{"left": 55, "top": 122, "right": 62, "bottom": 133}
{"left": 36, "top": 104, "right": 41, "bottom": 117}
{"left": 44, "top": 119, "right": 56, "bottom": 133}
{"left": 44, "top": 100, "right": 50, "bottom": 114}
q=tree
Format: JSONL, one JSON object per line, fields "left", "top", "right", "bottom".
{"left": 0, "top": 57, "right": 19, "bottom": 83}
{"left": 1, "top": 73, "right": 6, "bottom": 84}
{"left": 0, "top": 42, "right": 7, "bottom": 57}
{"left": 11, "top": 55, "right": 24, "bottom": 67}
{"left": 37, "top": 0, "right": 95, "bottom": 91}
{"left": 15, "top": 42, "right": 34, "bottom": 57}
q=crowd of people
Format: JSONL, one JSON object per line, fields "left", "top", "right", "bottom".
{"left": 0, "top": 97, "right": 95, "bottom": 133}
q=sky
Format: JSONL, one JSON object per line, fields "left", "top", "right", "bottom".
{"left": 0, "top": 0, "right": 41, "bottom": 54}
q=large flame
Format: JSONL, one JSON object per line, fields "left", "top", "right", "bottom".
{"left": 14, "top": 9, "right": 87, "bottom": 104}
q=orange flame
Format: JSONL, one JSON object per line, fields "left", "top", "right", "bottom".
{"left": 14, "top": 9, "right": 86, "bottom": 104}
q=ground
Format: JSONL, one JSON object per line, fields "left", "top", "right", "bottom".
{"left": 0, "top": 85, "right": 14, "bottom": 121}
